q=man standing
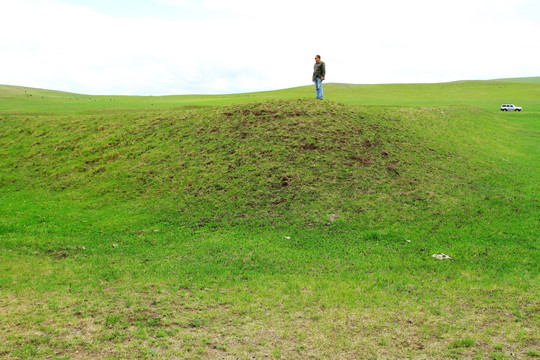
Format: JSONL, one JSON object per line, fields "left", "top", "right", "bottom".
{"left": 312, "top": 55, "right": 326, "bottom": 100}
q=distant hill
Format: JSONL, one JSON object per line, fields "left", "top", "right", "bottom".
{"left": 1, "top": 76, "right": 539, "bottom": 113}
{"left": 491, "top": 76, "right": 540, "bottom": 83}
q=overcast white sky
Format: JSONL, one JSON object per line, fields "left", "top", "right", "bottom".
{"left": 1, "top": 0, "right": 539, "bottom": 95}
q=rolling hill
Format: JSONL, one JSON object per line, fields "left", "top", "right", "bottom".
{"left": 1, "top": 76, "right": 539, "bottom": 113}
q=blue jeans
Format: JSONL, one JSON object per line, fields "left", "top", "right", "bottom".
{"left": 314, "top": 77, "right": 323, "bottom": 99}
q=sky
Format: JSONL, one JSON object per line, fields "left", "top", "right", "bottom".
{"left": 1, "top": 0, "right": 539, "bottom": 95}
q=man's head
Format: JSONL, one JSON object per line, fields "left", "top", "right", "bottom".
{"left": 315, "top": 55, "right": 321, "bottom": 63}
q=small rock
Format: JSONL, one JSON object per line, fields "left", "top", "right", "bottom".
{"left": 432, "top": 253, "right": 452, "bottom": 260}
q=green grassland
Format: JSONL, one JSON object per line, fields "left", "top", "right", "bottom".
{"left": 2, "top": 77, "right": 539, "bottom": 112}
{"left": 0, "top": 79, "right": 539, "bottom": 359}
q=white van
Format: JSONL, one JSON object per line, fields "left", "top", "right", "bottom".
{"left": 500, "top": 104, "right": 522, "bottom": 112}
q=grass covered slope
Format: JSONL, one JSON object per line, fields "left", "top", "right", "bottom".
{"left": 1, "top": 99, "right": 530, "bottom": 230}
{"left": 0, "top": 92, "right": 539, "bottom": 358}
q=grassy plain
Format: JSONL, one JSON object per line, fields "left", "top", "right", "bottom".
{"left": 0, "top": 79, "right": 539, "bottom": 359}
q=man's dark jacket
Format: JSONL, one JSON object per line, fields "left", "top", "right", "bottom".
{"left": 313, "top": 61, "right": 326, "bottom": 80}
